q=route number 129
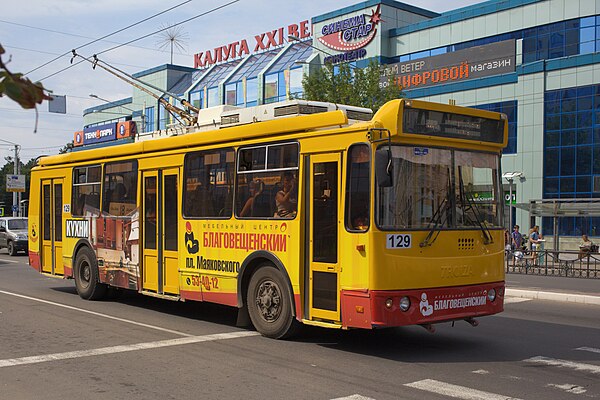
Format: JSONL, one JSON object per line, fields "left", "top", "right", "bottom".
{"left": 386, "top": 234, "right": 412, "bottom": 249}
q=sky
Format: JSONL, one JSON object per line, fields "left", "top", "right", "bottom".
{"left": 0, "top": 0, "right": 483, "bottom": 163}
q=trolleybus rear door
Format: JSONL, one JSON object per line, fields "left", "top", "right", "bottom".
{"left": 142, "top": 169, "right": 179, "bottom": 296}
{"left": 307, "top": 153, "right": 341, "bottom": 322}
{"left": 41, "top": 179, "right": 64, "bottom": 275}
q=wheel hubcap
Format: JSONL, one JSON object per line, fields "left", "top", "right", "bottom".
{"left": 80, "top": 262, "right": 91, "bottom": 287}
{"left": 255, "top": 280, "right": 281, "bottom": 322}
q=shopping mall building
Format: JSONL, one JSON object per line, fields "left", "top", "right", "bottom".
{"left": 83, "top": 0, "right": 600, "bottom": 238}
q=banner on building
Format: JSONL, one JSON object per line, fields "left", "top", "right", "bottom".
{"left": 381, "top": 40, "right": 516, "bottom": 90}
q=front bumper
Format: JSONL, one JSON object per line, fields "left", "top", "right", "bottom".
{"left": 12, "top": 239, "right": 28, "bottom": 252}
{"left": 341, "top": 282, "right": 505, "bottom": 329}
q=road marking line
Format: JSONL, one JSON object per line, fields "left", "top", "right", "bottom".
{"left": 471, "top": 369, "right": 490, "bottom": 374}
{"left": 404, "top": 379, "right": 522, "bottom": 399}
{"left": 330, "top": 395, "right": 376, "bottom": 400}
{"left": 0, "top": 289, "right": 192, "bottom": 337}
{"left": 546, "top": 383, "right": 586, "bottom": 395}
{"left": 0, "top": 331, "right": 259, "bottom": 368}
{"left": 575, "top": 347, "right": 600, "bottom": 354}
{"left": 524, "top": 356, "right": 600, "bottom": 374}
{"left": 504, "top": 297, "right": 531, "bottom": 304}
{"left": 0, "top": 258, "right": 21, "bottom": 264}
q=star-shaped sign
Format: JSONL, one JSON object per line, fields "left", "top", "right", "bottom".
{"left": 370, "top": 4, "right": 382, "bottom": 25}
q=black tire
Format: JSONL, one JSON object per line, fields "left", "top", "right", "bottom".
{"left": 247, "top": 265, "right": 298, "bottom": 339}
{"left": 7, "top": 241, "right": 16, "bottom": 256}
{"left": 74, "top": 246, "right": 107, "bottom": 300}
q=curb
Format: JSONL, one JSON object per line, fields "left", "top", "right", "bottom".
{"left": 506, "top": 288, "right": 600, "bottom": 306}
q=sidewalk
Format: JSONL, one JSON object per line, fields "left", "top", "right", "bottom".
{"left": 505, "top": 273, "right": 600, "bottom": 305}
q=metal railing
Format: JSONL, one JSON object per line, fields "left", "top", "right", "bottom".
{"left": 505, "top": 249, "right": 600, "bottom": 279}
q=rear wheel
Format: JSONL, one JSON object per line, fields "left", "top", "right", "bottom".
{"left": 74, "top": 247, "right": 107, "bottom": 300}
{"left": 7, "top": 241, "right": 16, "bottom": 256}
{"left": 247, "top": 265, "right": 298, "bottom": 339}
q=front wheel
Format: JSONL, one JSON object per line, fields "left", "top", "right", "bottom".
{"left": 8, "top": 241, "right": 16, "bottom": 256}
{"left": 74, "top": 247, "right": 107, "bottom": 300}
{"left": 247, "top": 265, "right": 298, "bottom": 339}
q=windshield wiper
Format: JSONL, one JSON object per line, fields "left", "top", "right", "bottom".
{"left": 457, "top": 167, "right": 493, "bottom": 244}
{"left": 420, "top": 175, "right": 452, "bottom": 248}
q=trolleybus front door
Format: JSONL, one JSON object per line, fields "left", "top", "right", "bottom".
{"left": 307, "top": 153, "right": 341, "bottom": 322}
{"left": 142, "top": 169, "right": 179, "bottom": 296}
{"left": 41, "top": 179, "right": 64, "bottom": 275}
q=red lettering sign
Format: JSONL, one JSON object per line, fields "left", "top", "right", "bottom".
{"left": 193, "top": 20, "right": 311, "bottom": 69}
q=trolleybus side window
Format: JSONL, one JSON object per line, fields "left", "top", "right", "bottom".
{"left": 236, "top": 142, "right": 298, "bottom": 219}
{"left": 72, "top": 165, "right": 102, "bottom": 216}
{"left": 346, "top": 144, "right": 370, "bottom": 232}
{"left": 183, "top": 148, "right": 235, "bottom": 218}
{"left": 102, "top": 160, "right": 138, "bottom": 216}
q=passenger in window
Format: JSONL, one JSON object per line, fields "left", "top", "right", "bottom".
{"left": 111, "top": 183, "right": 127, "bottom": 201}
{"left": 353, "top": 216, "right": 369, "bottom": 231}
{"left": 275, "top": 172, "right": 297, "bottom": 218}
{"left": 240, "top": 179, "right": 263, "bottom": 217}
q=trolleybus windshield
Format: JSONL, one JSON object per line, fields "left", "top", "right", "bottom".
{"left": 376, "top": 145, "right": 501, "bottom": 231}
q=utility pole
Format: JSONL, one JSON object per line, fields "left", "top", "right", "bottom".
{"left": 13, "top": 144, "right": 19, "bottom": 217}
{"left": 0, "top": 138, "right": 21, "bottom": 217}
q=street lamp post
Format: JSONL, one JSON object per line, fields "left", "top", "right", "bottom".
{"left": 89, "top": 94, "right": 145, "bottom": 133}
{"left": 502, "top": 171, "right": 525, "bottom": 229}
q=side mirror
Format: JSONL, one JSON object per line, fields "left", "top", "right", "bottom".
{"left": 375, "top": 148, "right": 393, "bottom": 187}
{"left": 0, "top": 226, "right": 5, "bottom": 232}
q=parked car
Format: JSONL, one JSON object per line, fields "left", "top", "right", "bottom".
{"left": 0, "top": 217, "right": 28, "bottom": 256}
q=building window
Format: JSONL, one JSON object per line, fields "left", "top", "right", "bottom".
{"left": 401, "top": 16, "right": 600, "bottom": 65}
{"left": 264, "top": 73, "right": 279, "bottom": 104}
{"left": 144, "top": 106, "right": 155, "bottom": 132}
{"left": 246, "top": 78, "right": 258, "bottom": 107}
{"left": 473, "top": 101, "right": 517, "bottom": 154}
{"left": 207, "top": 87, "right": 220, "bottom": 107}
{"left": 289, "top": 68, "right": 303, "bottom": 99}
{"left": 543, "top": 83, "right": 600, "bottom": 236}
{"left": 190, "top": 90, "right": 203, "bottom": 109}
{"left": 225, "top": 83, "right": 236, "bottom": 106}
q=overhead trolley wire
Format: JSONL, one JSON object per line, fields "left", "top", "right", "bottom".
{"left": 24, "top": 0, "right": 193, "bottom": 77}
{"left": 38, "top": 0, "right": 240, "bottom": 82}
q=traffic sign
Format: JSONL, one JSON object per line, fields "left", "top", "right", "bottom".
{"left": 12, "top": 204, "right": 18, "bottom": 212}
{"left": 0, "top": 207, "right": 3, "bottom": 217}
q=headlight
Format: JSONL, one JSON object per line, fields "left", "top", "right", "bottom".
{"left": 487, "top": 288, "right": 496, "bottom": 302}
{"left": 399, "top": 296, "right": 411, "bottom": 312}
{"left": 385, "top": 298, "right": 394, "bottom": 309}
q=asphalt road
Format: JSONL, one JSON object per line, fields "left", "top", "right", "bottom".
{"left": 1, "top": 252, "right": 599, "bottom": 400}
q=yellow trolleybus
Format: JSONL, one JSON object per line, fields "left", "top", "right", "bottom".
{"left": 28, "top": 99, "right": 507, "bottom": 338}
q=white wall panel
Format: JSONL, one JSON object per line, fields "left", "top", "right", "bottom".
{"left": 535, "top": 1, "right": 551, "bottom": 25}
{"left": 549, "top": 0, "right": 565, "bottom": 21}
{"left": 563, "top": 0, "right": 580, "bottom": 19}
{"left": 508, "top": 8, "right": 524, "bottom": 31}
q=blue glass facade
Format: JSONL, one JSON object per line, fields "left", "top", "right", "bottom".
{"left": 474, "top": 101, "right": 518, "bottom": 154}
{"left": 397, "top": 16, "right": 600, "bottom": 64}
{"left": 543, "top": 83, "right": 600, "bottom": 235}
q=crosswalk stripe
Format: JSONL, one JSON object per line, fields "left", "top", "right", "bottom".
{"left": 330, "top": 395, "right": 376, "bottom": 400}
{"left": 575, "top": 347, "right": 600, "bottom": 354}
{"left": 0, "top": 331, "right": 260, "bottom": 368}
{"left": 524, "top": 356, "right": 600, "bottom": 374}
{"left": 404, "top": 379, "right": 522, "bottom": 400}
